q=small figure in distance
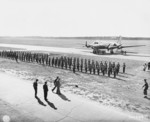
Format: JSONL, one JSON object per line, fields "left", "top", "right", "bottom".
{"left": 52, "top": 76, "right": 59, "bottom": 92}
{"left": 123, "top": 63, "right": 126, "bottom": 73}
{"left": 33, "top": 79, "right": 38, "bottom": 97}
{"left": 142, "top": 79, "right": 149, "bottom": 98}
{"left": 43, "top": 81, "right": 49, "bottom": 101}
{"left": 148, "top": 62, "right": 150, "bottom": 70}
{"left": 143, "top": 63, "right": 147, "bottom": 71}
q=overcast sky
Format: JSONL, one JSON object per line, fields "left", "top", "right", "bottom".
{"left": 0, "top": 0, "right": 150, "bottom": 37}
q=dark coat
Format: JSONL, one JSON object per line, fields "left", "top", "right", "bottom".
{"left": 43, "top": 84, "right": 48, "bottom": 92}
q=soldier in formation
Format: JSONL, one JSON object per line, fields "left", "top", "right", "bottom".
{"left": 0, "top": 50, "right": 127, "bottom": 78}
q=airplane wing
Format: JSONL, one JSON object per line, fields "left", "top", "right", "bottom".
{"left": 120, "top": 45, "right": 145, "bottom": 49}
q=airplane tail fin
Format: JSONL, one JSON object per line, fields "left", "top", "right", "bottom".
{"left": 85, "top": 41, "right": 88, "bottom": 47}
{"left": 117, "top": 36, "right": 122, "bottom": 45}
{"left": 85, "top": 41, "right": 90, "bottom": 48}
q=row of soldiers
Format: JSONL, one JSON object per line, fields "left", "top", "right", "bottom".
{"left": 0, "top": 50, "right": 126, "bottom": 78}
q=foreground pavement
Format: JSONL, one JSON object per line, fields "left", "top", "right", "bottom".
{"left": 0, "top": 72, "right": 146, "bottom": 122}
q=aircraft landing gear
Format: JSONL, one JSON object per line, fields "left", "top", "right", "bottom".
{"left": 110, "top": 50, "right": 114, "bottom": 54}
{"left": 121, "top": 50, "right": 127, "bottom": 55}
{"left": 93, "top": 49, "right": 106, "bottom": 55}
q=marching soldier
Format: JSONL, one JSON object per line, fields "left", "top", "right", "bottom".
{"left": 61, "top": 57, "right": 64, "bottom": 69}
{"left": 89, "top": 64, "right": 92, "bottom": 74}
{"left": 73, "top": 64, "right": 76, "bottom": 73}
{"left": 77, "top": 58, "right": 80, "bottom": 71}
{"left": 116, "top": 62, "right": 120, "bottom": 74}
{"left": 55, "top": 57, "right": 58, "bottom": 67}
{"left": 104, "top": 61, "right": 107, "bottom": 73}
{"left": 80, "top": 58, "right": 83, "bottom": 72}
{"left": 57, "top": 57, "right": 60, "bottom": 67}
{"left": 100, "top": 61, "right": 103, "bottom": 73}
{"left": 123, "top": 63, "right": 126, "bottom": 73}
{"left": 93, "top": 62, "right": 96, "bottom": 74}
{"left": 52, "top": 57, "right": 54, "bottom": 66}
{"left": 84, "top": 59, "right": 87, "bottom": 73}
{"left": 69, "top": 57, "right": 72, "bottom": 69}
{"left": 48, "top": 57, "right": 51, "bottom": 66}
{"left": 108, "top": 67, "right": 111, "bottom": 77}
{"left": 148, "top": 62, "right": 150, "bottom": 70}
{"left": 114, "top": 67, "right": 117, "bottom": 78}
{"left": 88, "top": 59, "right": 91, "bottom": 72}
{"left": 96, "top": 61, "right": 100, "bottom": 75}
{"left": 112, "top": 62, "right": 115, "bottom": 72}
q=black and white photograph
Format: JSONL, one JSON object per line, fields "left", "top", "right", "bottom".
{"left": 0, "top": 0, "right": 150, "bottom": 122}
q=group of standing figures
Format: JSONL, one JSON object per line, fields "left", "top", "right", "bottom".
{"left": 33, "top": 77, "right": 61, "bottom": 101}
{"left": 0, "top": 50, "right": 126, "bottom": 78}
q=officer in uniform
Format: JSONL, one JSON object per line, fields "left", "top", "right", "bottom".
{"left": 113, "top": 67, "right": 117, "bottom": 78}
{"left": 52, "top": 57, "right": 54, "bottom": 66}
{"left": 108, "top": 67, "right": 111, "bottom": 77}
{"left": 100, "top": 61, "right": 103, "bottom": 73}
{"left": 77, "top": 58, "right": 80, "bottom": 71}
{"left": 148, "top": 62, "right": 150, "bottom": 70}
{"left": 102, "top": 65, "right": 105, "bottom": 76}
{"left": 80, "top": 58, "right": 83, "bottom": 72}
{"left": 116, "top": 62, "right": 120, "bottom": 74}
{"left": 123, "top": 63, "right": 126, "bottom": 73}
{"left": 104, "top": 61, "right": 107, "bottom": 73}
{"left": 43, "top": 81, "right": 48, "bottom": 101}
{"left": 89, "top": 64, "right": 92, "bottom": 74}
{"left": 48, "top": 57, "right": 51, "bottom": 66}
{"left": 33, "top": 79, "right": 38, "bottom": 97}
{"left": 73, "top": 64, "right": 76, "bottom": 73}
{"left": 93, "top": 63, "right": 96, "bottom": 74}
{"left": 96, "top": 61, "right": 100, "bottom": 75}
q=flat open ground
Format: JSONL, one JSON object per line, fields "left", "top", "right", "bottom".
{"left": 0, "top": 37, "right": 150, "bottom": 122}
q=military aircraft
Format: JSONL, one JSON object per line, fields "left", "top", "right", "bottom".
{"left": 85, "top": 39, "right": 145, "bottom": 55}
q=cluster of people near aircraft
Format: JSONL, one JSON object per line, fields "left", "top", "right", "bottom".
{"left": 0, "top": 50, "right": 127, "bottom": 78}
{"left": 143, "top": 62, "right": 150, "bottom": 71}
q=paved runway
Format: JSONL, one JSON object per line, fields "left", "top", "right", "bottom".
{"left": 0, "top": 73, "right": 144, "bottom": 122}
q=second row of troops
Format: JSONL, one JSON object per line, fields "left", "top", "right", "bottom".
{"left": 0, "top": 50, "right": 126, "bottom": 78}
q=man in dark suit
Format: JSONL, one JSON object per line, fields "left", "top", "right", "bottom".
{"left": 33, "top": 79, "right": 38, "bottom": 97}
{"left": 56, "top": 78, "right": 61, "bottom": 95}
{"left": 52, "top": 77, "right": 59, "bottom": 92}
{"left": 43, "top": 81, "right": 49, "bottom": 101}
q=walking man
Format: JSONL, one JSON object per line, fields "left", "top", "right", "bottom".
{"left": 56, "top": 78, "right": 61, "bottom": 95}
{"left": 52, "top": 77, "right": 59, "bottom": 92}
{"left": 33, "top": 79, "right": 38, "bottom": 97}
{"left": 143, "top": 63, "right": 147, "bottom": 71}
{"left": 43, "top": 81, "right": 49, "bottom": 101}
{"left": 142, "top": 79, "right": 149, "bottom": 98}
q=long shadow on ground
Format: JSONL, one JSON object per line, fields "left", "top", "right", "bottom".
{"left": 45, "top": 99, "right": 57, "bottom": 110}
{"left": 58, "top": 93, "right": 71, "bottom": 102}
{"left": 144, "top": 96, "right": 150, "bottom": 100}
{"left": 35, "top": 96, "right": 46, "bottom": 106}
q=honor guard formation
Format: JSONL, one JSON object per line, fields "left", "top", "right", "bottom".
{"left": 0, "top": 50, "right": 127, "bottom": 78}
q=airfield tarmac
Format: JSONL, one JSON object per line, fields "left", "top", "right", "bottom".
{"left": 0, "top": 40, "right": 150, "bottom": 122}
{"left": 0, "top": 43, "right": 150, "bottom": 62}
